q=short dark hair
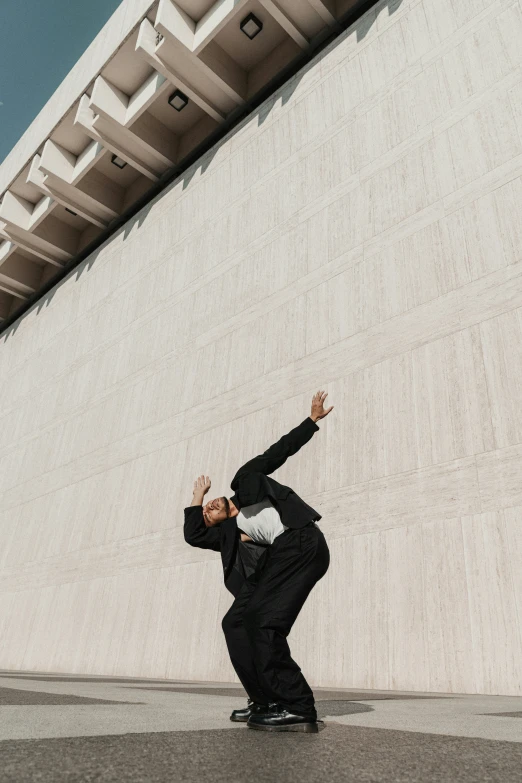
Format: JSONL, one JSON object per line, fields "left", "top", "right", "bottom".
{"left": 223, "top": 496, "right": 230, "bottom": 518}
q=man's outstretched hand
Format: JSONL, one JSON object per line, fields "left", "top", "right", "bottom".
{"left": 310, "top": 390, "right": 334, "bottom": 422}
{"left": 192, "top": 474, "right": 211, "bottom": 504}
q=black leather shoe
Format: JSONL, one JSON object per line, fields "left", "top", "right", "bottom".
{"left": 230, "top": 699, "right": 278, "bottom": 722}
{"left": 247, "top": 708, "right": 325, "bottom": 733}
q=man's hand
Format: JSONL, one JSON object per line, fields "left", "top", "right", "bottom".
{"left": 310, "top": 390, "right": 334, "bottom": 422}
{"left": 191, "top": 474, "right": 211, "bottom": 505}
{"left": 240, "top": 533, "right": 254, "bottom": 542}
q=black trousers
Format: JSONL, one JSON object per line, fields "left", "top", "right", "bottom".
{"left": 221, "top": 524, "right": 330, "bottom": 720}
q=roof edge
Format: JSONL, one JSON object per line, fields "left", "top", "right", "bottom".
{"left": 0, "top": 0, "right": 157, "bottom": 196}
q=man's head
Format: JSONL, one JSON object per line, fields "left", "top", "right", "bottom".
{"left": 203, "top": 496, "right": 232, "bottom": 527}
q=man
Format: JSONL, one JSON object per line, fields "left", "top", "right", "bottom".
{"left": 183, "top": 391, "right": 333, "bottom": 733}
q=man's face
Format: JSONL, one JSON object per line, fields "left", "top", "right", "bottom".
{"left": 203, "top": 496, "right": 229, "bottom": 527}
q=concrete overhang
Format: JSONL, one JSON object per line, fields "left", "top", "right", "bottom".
{"left": 0, "top": 0, "right": 364, "bottom": 325}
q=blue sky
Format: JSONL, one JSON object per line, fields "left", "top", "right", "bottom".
{"left": 0, "top": 0, "right": 123, "bottom": 164}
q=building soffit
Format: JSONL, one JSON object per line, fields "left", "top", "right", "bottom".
{"left": 0, "top": 0, "right": 363, "bottom": 326}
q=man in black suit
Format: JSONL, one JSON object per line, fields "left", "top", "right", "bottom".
{"left": 184, "top": 391, "right": 333, "bottom": 733}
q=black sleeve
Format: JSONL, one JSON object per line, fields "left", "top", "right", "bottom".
{"left": 230, "top": 417, "right": 319, "bottom": 488}
{"left": 183, "top": 506, "right": 222, "bottom": 552}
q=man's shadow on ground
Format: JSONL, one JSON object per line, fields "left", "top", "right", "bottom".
{"left": 316, "top": 700, "right": 373, "bottom": 717}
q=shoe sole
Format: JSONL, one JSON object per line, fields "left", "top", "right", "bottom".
{"left": 247, "top": 720, "right": 325, "bottom": 733}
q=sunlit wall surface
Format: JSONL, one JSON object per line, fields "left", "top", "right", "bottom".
{"left": 0, "top": 0, "right": 521, "bottom": 695}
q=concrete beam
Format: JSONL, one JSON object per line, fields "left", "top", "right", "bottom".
{"left": 37, "top": 138, "right": 104, "bottom": 188}
{"left": 37, "top": 144, "right": 118, "bottom": 226}
{"left": 90, "top": 76, "right": 177, "bottom": 168}
{"left": 0, "top": 279, "right": 29, "bottom": 300}
{"left": 127, "top": 71, "right": 172, "bottom": 125}
{"left": 136, "top": 19, "right": 226, "bottom": 123}
{"left": 0, "top": 190, "right": 78, "bottom": 263}
{"left": 0, "top": 239, "right": 17, "bottom": 264}
{"left": 77, "top": 168, "right": 125, "bottom": 216}
{"left": 156, "top": 0, "right": 195, "bottom": 49}
{"left": 0, "top": 220, "right": 69, "bottom": 267}
{"left": 0, "top": 191, "right": 53, "bottom": 232}
{"left": 0, "top": 251, "right": 41, "bottom": 297}
{"left": 307, "top": 0, "right": 337, "bottom": 25}
{"left": 75, "top": 95, "right": 161, "bottom": 182}
{"left": 73, "top": 140, "right": 108, "bottom": 185}
{"left": 91, "top": 73, "right": 172, "bottom": 128}
{"left": 156, "top": 0, "right": 247, "bottom": 105}
{"left": 258, "top": 0, "right": 309, "bottom": 48}
{"left": 29, "top": 150, "right": 114, "bottom": 229}
{"left": 92, "top": 113, "right": 174, "bottom": 174}
{"left": 192, "top": 0, "right": 251, "bottom": 55}
{"left": 196, "top": 40, "right": 249, "bottom": 103}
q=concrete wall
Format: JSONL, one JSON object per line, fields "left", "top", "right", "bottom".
{"left": 1, "top": 0, "right": 521, "bottom": 695}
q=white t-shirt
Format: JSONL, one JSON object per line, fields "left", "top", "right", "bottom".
{"left": 236, "top": 497, "right": 288, "bottom": 546}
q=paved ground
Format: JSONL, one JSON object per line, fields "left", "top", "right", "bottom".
{"left": 0, "top": 672, "right": 521, "bottom": 782}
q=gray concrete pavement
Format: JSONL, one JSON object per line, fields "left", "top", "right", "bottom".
{"left": 0, "top": 672, "right": 521, "bottom": 782}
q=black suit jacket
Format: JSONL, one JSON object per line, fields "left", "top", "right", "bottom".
{"left": 183, "top": 416, "right": 322, "bottom": 595}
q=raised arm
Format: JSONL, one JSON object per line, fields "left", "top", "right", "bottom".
{"left": 184, "top": 475, "right": 221, "bottom": 552}
{"left": 230, "top": 391, "right": 333, "bottom": 487}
